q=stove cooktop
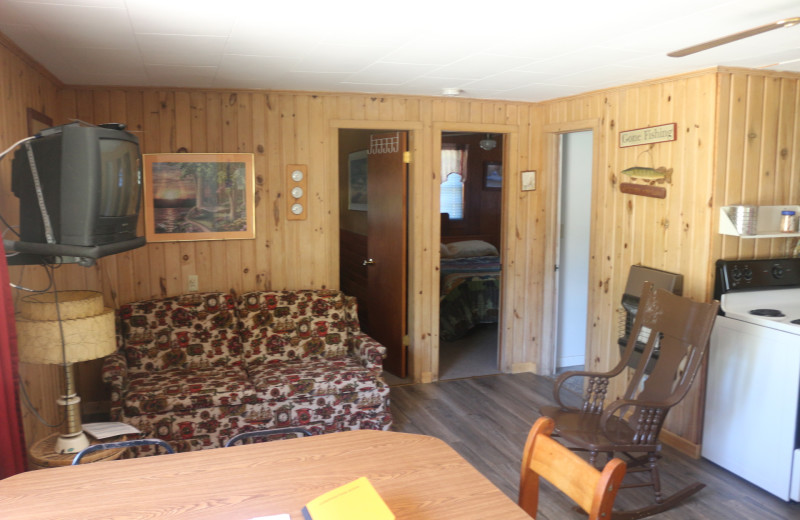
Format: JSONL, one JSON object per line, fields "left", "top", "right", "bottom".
{"left": 720, "top": 287, "right": 800, "bottom": 335}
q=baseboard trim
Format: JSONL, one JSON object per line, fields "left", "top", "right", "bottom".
{"left": 511, "top": 362, "right": 537, "bottom": 374}
{"left": 660, "top": 428, "right": 702, "bottom": 459}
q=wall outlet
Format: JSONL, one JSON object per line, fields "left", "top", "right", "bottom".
{"left": 188, "top": 275, "right": 199, "bottom": 292}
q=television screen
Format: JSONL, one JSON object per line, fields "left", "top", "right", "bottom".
{"left": 99, "top": 138, "right": 140, "bottom": 218}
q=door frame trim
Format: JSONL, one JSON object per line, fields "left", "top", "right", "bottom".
{"left": 433, "top": 122, "right": 519, "bottom": 381}
{"left": 330, "top": 120, "right": 423, "bottom": 378}
{"left": 541, "top": 119, "right": 600, "bottom": 376}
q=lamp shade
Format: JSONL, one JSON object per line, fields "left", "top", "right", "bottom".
{"left": 16, "top": 291, "right": 116, "bottom": 364}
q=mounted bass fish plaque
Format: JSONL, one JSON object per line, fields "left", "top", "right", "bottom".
{"left": 619, "top": 123, "right": 676, "bottom": 148}
{"left": 619, "top": 165, "right": 672, "bottom": 199}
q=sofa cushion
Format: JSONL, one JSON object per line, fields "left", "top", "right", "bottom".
{"left": 246, "top": 358, "right": 390, "bottom": 429}
{"left": 237, "top": 290, "right": 350, "bottom": 366}
{"left": 119, "top": 292, "right": 241, "bottom": 372}
{"left": 123, "top": 366, "right": 257, "bottom": 416}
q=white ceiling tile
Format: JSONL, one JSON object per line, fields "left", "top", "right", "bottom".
{"left": 554, "top": 65, "right": 659, "bottom": 88}
{"left": 223, "top": 27, "right": 319, "bottom": 59}
{"left": 500, "top": 83, "right": 595, "bottom": 103}
{"left": 67, "top": 48, "right": 145, "bottom": 75}
{"left": 145, "top": 64, "right": 218, "bottom": 87}
{"left": 291, "top": 44, "right": 380, "bottom": 74}
{"left": 216, "top": 54, "right": 298, "bottom": 81}
{"left": 272, "top": 72, "right": 354, "bottom": 93}
{"left": 0, "top": 0, "right": 798, "bottom": 101}
{"left": 9, "top": 2, "right": 130, "bottom": 32}
{"left": 0, "top": 2, "right": 37, "bottom": 25}
{"left": 136, "top": 34, "right": 227, "bottom": 59}
{"left": 126, "top": 0, "right": 235, "bottom": 36}
{"left": 400, "top": 76, "right": 471, "bottom": 91}
{"left": 430, "top": 54, "right": 536, "bottom": 81}
{"left": 460, "top": 71, "right": 553, "bottom": 91}
{"left": 343, "top": 62, "right": 440, "bottom": 85}
{"left": 380, "top": 40, "right": 480, "bottom": 66}
{"left": 13, "top": 0, "right": 126, "bottom": 6}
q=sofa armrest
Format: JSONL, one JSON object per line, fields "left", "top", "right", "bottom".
{"left": 101, "top": 351, "right": 128, "bottom": 421}
{"left": 348, "top": 333, "right": 387, "bottom": 374}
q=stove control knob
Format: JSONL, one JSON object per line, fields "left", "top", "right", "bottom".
{"left": 742, "top": 267, "right": 753, "bottom": 282}
{"left": 731, "top": 267, "right": 742, "bottom": 284}
{"left": 772, "top": 265, "right": 784, "bottom": 279}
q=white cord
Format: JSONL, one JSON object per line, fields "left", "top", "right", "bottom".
{"left": 0, "top": 135, "right": 36, "bottom": 161}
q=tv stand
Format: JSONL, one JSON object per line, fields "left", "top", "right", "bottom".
{"left": 3, "top": 237, "right": 145, "bottom": 266}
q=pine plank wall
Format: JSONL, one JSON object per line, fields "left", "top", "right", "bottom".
{"left": 2, "top": 34, "right": 799, "bottom": 457}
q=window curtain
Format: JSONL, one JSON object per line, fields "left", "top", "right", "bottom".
{"left": 441, "top": 144, "right": 468, "bottom": 183}
{"left": 0, "top": 243, "right": 26, "bottom": 477}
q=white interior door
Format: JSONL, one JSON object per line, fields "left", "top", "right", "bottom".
{"left": 556, "top": 131, "right": 593, "bottom": 369}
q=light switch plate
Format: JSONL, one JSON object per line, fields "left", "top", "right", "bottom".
{"left": 188, "top": 274, "right": 199, "bottom": 292}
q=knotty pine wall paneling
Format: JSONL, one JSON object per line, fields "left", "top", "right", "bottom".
{"left": 5, "top": 43, "right": 798, "bottom": 458}
{"left": 714, "top": 69, "right": 800, "bottom": 263}
{"left": 45, "top": 90, "right": 543, "bottom": 393}
{"left": 537, "top": 71, "right": 720, "bottom": 449}
{"left": 0, "top": 34, "right": 65, "bottom": 456}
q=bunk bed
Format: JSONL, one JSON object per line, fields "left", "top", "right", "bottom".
{"left": 439, "top": 240, "right": 501, "bottom": 341}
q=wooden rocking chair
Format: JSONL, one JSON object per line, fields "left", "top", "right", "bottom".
{"left": 540, "top": 282, "right": 718, "bottom": 520}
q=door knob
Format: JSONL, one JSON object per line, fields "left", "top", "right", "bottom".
{"left": 362, "top": 258, "right": 375, "bottom": 266}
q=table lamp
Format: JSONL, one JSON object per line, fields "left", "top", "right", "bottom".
{"left": 16, "top": 290, "right": 116, "bottom": 454}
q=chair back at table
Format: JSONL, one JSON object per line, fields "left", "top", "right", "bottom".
{"left": 518, "top": 417, "right": 626, "bottom": 519}
{"left": 224, "top": 427, "right": 312, "bottom": 447}
{"left": 72, "top": 439, "right": 174, "bottom": 465}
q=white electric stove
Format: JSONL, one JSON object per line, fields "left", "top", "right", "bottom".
{"left": 703, "top": 258, "right": 800, "bottom": 501}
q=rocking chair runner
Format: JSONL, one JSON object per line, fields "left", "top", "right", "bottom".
{"left": 540, "top": 282, "right": 718, "bottom": 520}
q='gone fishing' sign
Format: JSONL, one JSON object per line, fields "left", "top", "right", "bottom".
{"left": 619, "top": 123, "right": 676, "bottom": 148}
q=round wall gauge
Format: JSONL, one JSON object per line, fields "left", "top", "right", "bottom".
{"left": 291, "top": 203, "right": 303, "bottom": 215}
{"left": 291, "top": 169, "right": 304, "bottom": 182}
{"left": 291, "top": 186, "right": 304, "bottom": 199}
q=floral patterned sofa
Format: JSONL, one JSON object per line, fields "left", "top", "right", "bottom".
{"left": 101, "top": 290, "right": 391, "bottom": 453}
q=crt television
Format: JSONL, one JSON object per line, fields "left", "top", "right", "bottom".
{"left": 10, "top": 122, "right": 146, "bottom": 263}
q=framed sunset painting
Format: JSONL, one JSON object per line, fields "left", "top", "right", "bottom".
{"left": 142, "top": 153, "right": 255, "bottom": 242}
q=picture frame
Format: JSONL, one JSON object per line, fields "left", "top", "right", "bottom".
{"left": 348, "top": 149, "right": 368, "bottom": 211}
{"left": 26, "top": 108, "right": 52, "bottom": 136}
{"left": 142, "top": 153, "right": 255, "bottom": 242}
{"left": 484, "top": 161, "right": 502, "bottom": 190}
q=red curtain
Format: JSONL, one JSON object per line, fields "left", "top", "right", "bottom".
{"left": 0, "top": 243, "right": 26, "bottom": 477}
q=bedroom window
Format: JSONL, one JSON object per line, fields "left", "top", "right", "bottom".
{"left": 441, "top": 147, "right": 467, "bottom": 220}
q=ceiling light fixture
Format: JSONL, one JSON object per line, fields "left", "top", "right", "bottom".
{"left": 441, "top": 88, "right": 463, "bottom": 97}
{"left": 479, "top": 134, "right": 497, "bottom": 151}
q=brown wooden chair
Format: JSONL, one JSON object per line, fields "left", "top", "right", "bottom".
{"left": 540, "top": 282, "right": 718, "bottom": 520}
{"left": 519, "top": 416, "right": 626, "bottom": 519}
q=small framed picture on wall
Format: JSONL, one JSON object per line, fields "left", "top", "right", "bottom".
{"left": 484, "top": 161, "right": 502, "bottom": 190}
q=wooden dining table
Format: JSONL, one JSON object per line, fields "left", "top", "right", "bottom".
{"left": 0, "top": 429, "right": 530, "bottom": 519}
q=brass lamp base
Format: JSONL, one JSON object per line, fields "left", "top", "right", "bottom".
{"left": 53, "top": 362, "right": 89, "bottom": 454}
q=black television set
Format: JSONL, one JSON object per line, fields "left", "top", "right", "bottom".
{"left": 7, "top": 121, "right": 146, "bottom": 265}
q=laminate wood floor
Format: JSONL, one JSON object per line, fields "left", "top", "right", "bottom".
{"left": 389, "top": 372, "right": 800, "bottom": 520}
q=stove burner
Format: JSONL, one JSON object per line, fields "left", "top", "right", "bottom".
{"left": 750, "top": 308, "right": 785, "bottom": 317}
{"left": 792, "top": 319, "right": 800, "bottom": 325}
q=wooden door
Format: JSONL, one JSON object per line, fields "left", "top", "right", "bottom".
{"left": 365, "top": 132, "right": 408, "bottom": 377}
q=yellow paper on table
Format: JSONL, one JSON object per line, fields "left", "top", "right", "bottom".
{"left": 301, "top": 477, "right": 394, "bottom": 520}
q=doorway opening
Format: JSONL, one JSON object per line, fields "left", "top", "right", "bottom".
{"left": 437, "top": 131, "right": 503, "bottom": 380}
{"left": 337, "top": 129, "right": 409, "bottom": 379}
{"left": 555, "top": 130, "right": 593, "bottom": 375}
